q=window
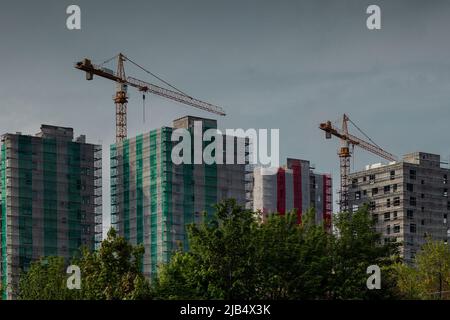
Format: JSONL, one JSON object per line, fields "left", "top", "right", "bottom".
{"left": 394, "top": 197, "right": 400, "bottom": 206}
{"left": 369, "top": 201, "right": 376, "bottom": 211}
{"left": 410, "top": 197, "right": 416, "bottom": 206}
{"left": 444, "top": 188, "right": 448, "bottom": 197}
{"left": 384, "top": 185, "right": 390, "bottom": 194}
{"left": 369, "top": 174, "right": 375, "bottom": 183}
{"left": 384, "top": 212, "right": 390, "bottom": 221}
{"left": 393, "top": 184, "right": 398, "bottom": 192}
{"left": 421, "top": 180, "right": 425, "bottom": 185}
{"left": 352, "top": 178, "right": 358, "bottom": 187}
{"left": 373, "top": 214, "right": 379, "bottom": 222}
{"left": 445, "top": 174, "right": 448, "bottom": 185}
{"left": 410, "top": 169, "right": 416, "bottom": 180}
{"left": 390, "top": 170, "right": 395, "bottom": 180}
{"left": 82, "top": 196, "right": 90, "bottom": 205}
{"left": 363, "top": 190, "right": 367, "bottom": 196}
{"left": 410, "top": 224, "right": 417, "bottom": 233}
{"left": 386, "top": 225, "right": 391, "bottom": 235}
{"left": 372, "top": 188, "right": 378, "bottom": 196}
{"left": 447, "top": 202, "right": 450, "bottom": 210}
{"left": 363, "top": 176, "right": 367, "bottom": 182}
{"left": 407, "top": 209, "right": 414, "bottom": 219}
{"left": 444, "top": 214, "right": 448, "bottom": 224}
{"left": 406, "top": 183, "right": 414, "bottom": 192}
{"left": 421, "top": 219, "right": 425, "bottom": 226}
{"left": 421, "top": 193, "right": 424, "bottom": 199}
{"left": 387, "top": 198, "right": 391, "bottom": 208}
{"left": 355, "top": 191, "right": 361, "bottom": 200}
{"left": 393, "top": 224, "right": 400, "bottom": 233}
{"left": 393, "top": 211, "right": 398, "bottom": 219}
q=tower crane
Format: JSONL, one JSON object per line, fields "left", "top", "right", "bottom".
{"left": 319, "top": 114, "right": 397, "bottom": 213}
{"left": 75, "top": 53, "right": 226, "bottom": 143}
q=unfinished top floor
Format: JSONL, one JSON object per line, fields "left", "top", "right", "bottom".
{"left": 2, "top": 124, "right": 92, "bottom": 144}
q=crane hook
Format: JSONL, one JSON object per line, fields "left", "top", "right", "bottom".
{"left": 143, "top": 93, "right": 146, "bottom": 124}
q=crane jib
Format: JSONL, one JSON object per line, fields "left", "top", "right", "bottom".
{"left": 74, "top": 58, "right": 226, "bottom": 116}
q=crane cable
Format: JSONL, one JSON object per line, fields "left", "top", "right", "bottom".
{"left": 347, "top": 116, "right": 381, "bottom": 149}
{"left": 123, "top": 54, "right": 192, "bottom": 98}
{"left": 97, "top": 54, "right": 119, "bottom": 67}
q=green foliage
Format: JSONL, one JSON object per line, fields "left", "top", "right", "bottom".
{"left": 153, "top": 199, "right": 259, "bottom": 299}
{"left": 18, "top": 228, "right": 151, "bottom": 300}
{"left": 330, "top": 207, "right": 400, "bottom": 299}
{"left": 254, "top": 209, "right": 333, "bottom": 299}
{"left": 74, "top": 228, "right": 151, "bottom": 300}
{"left": 394, "top": 240, "right": 450, "bottom": 299}
{"left": 153, "top": 200, "right": 399, "bottom": 300}
{"left": 18, "top": 256, "right": 76, "bottom": 300}
{"left": 17, "top": 199, "right": 406, "bottom": 300}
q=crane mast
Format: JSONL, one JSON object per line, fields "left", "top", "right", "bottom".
{"left": 319, "top": 114, "right": 397, "bottom": 213}
{"left": 114, "top": 54, "right": 128, "bottom": 142}
{"left": 75, "top": 53, "right": 225, "bottom": 143}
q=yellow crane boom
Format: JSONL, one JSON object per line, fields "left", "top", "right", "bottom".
{"left": 319, "top": 114, "right": 397, "bottom": 212}
{"left": 75, "top": 53, "right": 225, "bottom": 143}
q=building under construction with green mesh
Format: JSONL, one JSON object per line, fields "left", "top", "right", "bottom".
{"left": 110, "top": 116, "right": 249, "bottom": 279}
{"left": 0, "top": 125, "right": 102, "bottom": 299}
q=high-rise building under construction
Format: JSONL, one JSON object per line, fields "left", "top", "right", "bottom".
{"left": 252, "top": 158, "right": 333, "bottom": 230}
{"left": 0, "top": 125, "right": 102, "bottom": 299}
{"left": 110, "top": 116, "right": 250, "bottom": 279}
{"left": 348, "top": 152, "right": 450, "bottom": 264}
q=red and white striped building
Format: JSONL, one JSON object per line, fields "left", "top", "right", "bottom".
{"left": 253, "top": 158, "right": 332, "bottom": 230}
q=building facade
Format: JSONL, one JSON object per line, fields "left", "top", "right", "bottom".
{"left": 110, "top": 116, "right": 250, "bottom": 279}
{"left": 348, "top": 152, "right": 450, "bottom": 264}
{"left": 0, "top": 125, "right": 102, "bottom": 299}
{"left": 252, "top": 158, "right": 332, "bottom": 230}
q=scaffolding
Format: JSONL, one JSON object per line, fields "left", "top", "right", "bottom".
{"left": 0, "top": 126, "right": 101, "bottom": 299}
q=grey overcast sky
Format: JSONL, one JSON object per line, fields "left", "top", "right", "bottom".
{"left": 2, "top": 0, "right": 450, "bottom": 232}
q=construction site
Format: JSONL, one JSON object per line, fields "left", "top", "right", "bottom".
{"left": 319, "top": 115, "right": 450, "bottom": 266}
{"left": 1, "top": 51, "right": 450, "bottom": 299}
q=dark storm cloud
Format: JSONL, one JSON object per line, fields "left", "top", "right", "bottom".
{"left": 1, "top": 0, "right": 450, "bottom": 231}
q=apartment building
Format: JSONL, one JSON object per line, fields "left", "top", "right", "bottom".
{"left": 0, "top": 125, "right": 102, "bottom": 299}
{"left": 252, "top": 158, "right": 332, "bottom": 230}
{"left": 110, "top": 116, "right": 250, "bottom": 279}
{"left": 348, "top": 152, "right": 450, "bottom": 264}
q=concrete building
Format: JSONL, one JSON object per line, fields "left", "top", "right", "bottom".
{"left": 252, "top": 158, "right": 332, "bottom": 230}
{"left": 0, "top": 125, "right": 102, "bottom": 299}
{"left": 348, "top": 152, "right": 450, "bottom": 264}
{"left": 110, "top": 116, "right": 250, "bottom": 279}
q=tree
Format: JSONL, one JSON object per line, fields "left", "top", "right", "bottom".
{"left": 154, "top": 199, "right": 259, "bottom": 299}
{"left": 394, "top": 240, "right": 450, "bottom": 299}
{"left": 18, "top": 256, "right": 76, "bottom": 300}
{"left": 153, "top": 200, "right": 399, "bottom": 300}
{"left": 18, "top": 228, "right": 151, "bottom": 300}
{"left": 253, "top": 209, "right": 333, "bottom": 299}
{"left": 330, "top": 207, "right": 400, "bottom": 299}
